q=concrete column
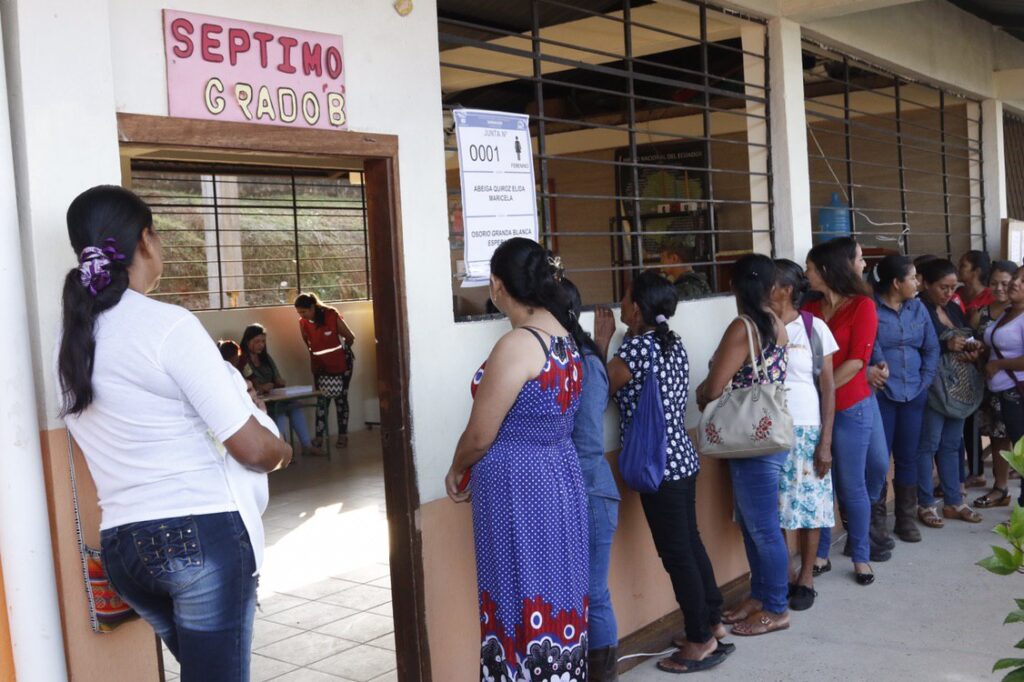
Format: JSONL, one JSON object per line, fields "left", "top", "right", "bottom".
{"left": 0, "top": 10, "right": 69, "bottom": 682}
{"left": 767, "top": 17, "right": 813, "bottom": 261}
{"left": 741, "top": 24, "right": 771, "bottom": 256}
{"left": 981, "top": 99, "right": 1008, "bottom": 256}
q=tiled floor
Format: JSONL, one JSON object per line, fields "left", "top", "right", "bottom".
{"left": 163, "top": 430, "right": 397, "bottom": 682}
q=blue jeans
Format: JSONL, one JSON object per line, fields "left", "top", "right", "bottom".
{"left": 100, "top": 512, "right": 257, "bottom": 682}
{"left": 877, "top": 390, "right": 929, "bottom": 488}
{"left": 587, "top": 495, "right": 619, "bottom": 650}
{"left": 818, "top": 395, "right": 889, "bottom": 564}
{"left": 273, "top": 401, "right": 312, "bottom": 447}
{"left": 917, "top": 406, "right": 965, "bottom": 506}
{"left": 729, "top": 452, "right": 789, "bottom": 614}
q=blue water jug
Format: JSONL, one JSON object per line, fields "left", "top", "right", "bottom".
{"left": 818, "top": 192, "right": 851, "bottom": 242}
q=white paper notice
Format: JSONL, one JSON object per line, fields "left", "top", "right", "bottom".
{"left": 1012, "top": 230, "right": 1023, "bottom": 264}
{"left": 453, "top": 109, "right": 538, "bottom": 286}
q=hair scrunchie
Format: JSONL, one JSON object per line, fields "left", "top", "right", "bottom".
{"left": 655, "top": 314, "right": 669, "bottom": 325}
{"left": 78, "top": 237, "right": 125, "bottom": 296}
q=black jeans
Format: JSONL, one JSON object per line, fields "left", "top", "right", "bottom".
{"left": 640, "top": 473, "right": 723, "bottom": 643}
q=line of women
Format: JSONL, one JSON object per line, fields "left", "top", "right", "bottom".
{"left": 449, "top": 236, "right": 1020, "bottom": 681}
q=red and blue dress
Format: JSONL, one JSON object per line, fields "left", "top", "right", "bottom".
{"left": 469, "top": 332, "right": 589, "bottom": 682}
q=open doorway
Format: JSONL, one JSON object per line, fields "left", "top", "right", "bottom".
{"left": 118, "top": 114, "right": 429, "bottom": 682}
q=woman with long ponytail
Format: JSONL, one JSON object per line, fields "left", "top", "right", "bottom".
{"left": 697, "top": 254, "right": 791, "bottom": 635}
{"left": 58, "top": 185, "right": 291, "bottom": 681}
{"left": 596, "top": 270, "right": 729, "bottom": 674}
{"left": 560, "top": 279, "right": 621, "bottom": 680}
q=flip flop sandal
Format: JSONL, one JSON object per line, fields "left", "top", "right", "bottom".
{"left": 975, "top": 487, "right": 1011, "bottom": 508}
{"left": 655, "top": 649, "right": 728, "bottom": 674}
{"left": 669, "top": 637, "right": 736, "bottom": 656}
{"left": 731, "top": 611, "right": 791, "bottom": 637}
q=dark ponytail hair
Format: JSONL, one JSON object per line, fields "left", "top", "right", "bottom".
{"left": 559, "top": 278, "right": 600, "bottom": 357}
{"left": 294, "top": 292, "right": 332, "bottom": 326}
{"left": 870, "top": 254, "right": 914, "bottom": 295}
{"left": 992, "top": 260, "right": 1019, "bottom": 281}
{"left": 490, "top": 238, "right": 571, "bottom": 327}
{"left": 962, "top": 249, "right": 992, "bottom": 284}
{"left": 919, "top": 257, "right": 956, "bottom": 285}
{"left": 732, "top": 254, "right": 777, "bottom": 349}
{"left": 774, "top": 259, "right": 809, "bottom": 307}
{"left": 58, "top": 186, "right": 152, "bottom": 416}
{"left": 807, "top": 237, "right": 870, "bottom": 297}
{"left": 629, "top": 270, "right": 679, "bottom": 354}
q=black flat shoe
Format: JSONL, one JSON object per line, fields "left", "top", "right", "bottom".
{"left": 789, "top": 585, "right": 817, "bottom": 611}
{"left": 855, "top": 570, "right": 875, "bottom": 586}
{"left": 812, "top": 560, "right": 831, "bottom": 577}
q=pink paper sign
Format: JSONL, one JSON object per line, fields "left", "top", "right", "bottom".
{"left": 163, "top": 10, "right": 347, "bottom": 130}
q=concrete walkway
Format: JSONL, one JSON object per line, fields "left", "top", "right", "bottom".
{"left": 623, "top": 499, "right": 1020, "bottom": 681}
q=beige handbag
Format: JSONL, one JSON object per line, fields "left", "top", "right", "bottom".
{"left": 698, "top": 316, "right": 794, "bottom": 459}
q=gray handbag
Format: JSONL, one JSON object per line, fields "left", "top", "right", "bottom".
{"left": 698, "top": 316, "right": 795, "bottom": 459}
{"left": 927, "top": 328, "right": 984, "bottom": 419}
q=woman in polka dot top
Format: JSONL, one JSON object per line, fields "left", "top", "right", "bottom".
{"left": 596, "top": 270, "right": 729, "bottom": 675}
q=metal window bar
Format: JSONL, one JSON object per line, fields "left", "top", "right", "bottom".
{"left": 442, "top": 0, "right": 772, "bottom": 307}
{"left": 803, "top": 41, "right": 983, "bottom": 257}
{"left": 133, "top": 163, "right": 371, "bottom": 311}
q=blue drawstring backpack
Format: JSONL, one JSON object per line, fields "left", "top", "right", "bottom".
{"left": 618, "top": 337, "right": 667, "bottom": 493}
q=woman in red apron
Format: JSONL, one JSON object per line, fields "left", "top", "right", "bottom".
{"left": 295, "top": 293, "right": 356, "bottom": 448}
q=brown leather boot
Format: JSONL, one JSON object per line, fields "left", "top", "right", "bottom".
{"left": 869, "top": 499, "right": 895, "bottom": 550}
{"left": 894, "top": 484, "right": 921, "bottom": 542}
{"left": 589, "top": 646, "right": 618, "bottom": 682}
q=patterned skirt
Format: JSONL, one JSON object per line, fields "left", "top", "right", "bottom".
{"left": 315, "top": 373, "right": 347, "bottom": 399}
{"left": 779, "top": 425, "right": 835, "bottom": 530}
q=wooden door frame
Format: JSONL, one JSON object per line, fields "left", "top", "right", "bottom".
{"left": 116, "top": 114, "right": 430, "bottom": 682}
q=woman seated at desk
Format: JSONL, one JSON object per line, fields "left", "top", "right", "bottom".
{"left": 239, "top": 323, "right": 324, "bottom": 457}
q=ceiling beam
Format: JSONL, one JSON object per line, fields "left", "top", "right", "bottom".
{"left": 780, "top": 0, "right": 923, "bottom": 22}
{"left": 996, "top": 68, "right": 1024, "bottom": 101}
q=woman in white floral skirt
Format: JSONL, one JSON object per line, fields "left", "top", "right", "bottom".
{"left": 771, "top": 259, "right": 837, "bottom": 611}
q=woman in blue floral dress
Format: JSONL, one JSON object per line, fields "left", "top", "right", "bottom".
{"left": 698, "top": 254, "right": 791, "bottom": 637}
{"left": 446, "top": 238, "right": 589, "bottom": 682}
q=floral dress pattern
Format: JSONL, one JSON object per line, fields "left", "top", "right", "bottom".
{"left": 779, "top": 426, "right": 835, "bottom": 529}
{"left": 469, "top": 333, "right": 589, "bottom": 682}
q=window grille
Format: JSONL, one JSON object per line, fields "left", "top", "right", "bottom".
{"left": 131, "top": 161, "right": 370, "bottom": 311}
{"left": 1005, "top": 112, "right": 1024, "bottom": 221}
{"left": 802, "top": 42, "right": 985, "bottom": 259}
{"left": 439, "top": 0, "right": 772, "bottom": 314}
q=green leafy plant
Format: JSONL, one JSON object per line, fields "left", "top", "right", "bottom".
{"left": 978, "top": 437, "right": 1024, "bottom": 680}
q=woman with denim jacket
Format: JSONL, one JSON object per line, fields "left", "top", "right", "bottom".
{"left": 869, "top": 256, "right": 940, "bottom": 544}
{"left": 915, "top": 258, "right": 984, "bottom": 528}
{"left": 562, "top": 279, "right": 621, "bottom": 682}
{"left": 56, "top": 186, "right": 291, "bottom": 681}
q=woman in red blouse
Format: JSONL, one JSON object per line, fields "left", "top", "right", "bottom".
{"left": 803, "top": 237, "right": 889, "bottom": 585}
{"left": 295, "top": 293, "right": 356, "bottom": 448}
